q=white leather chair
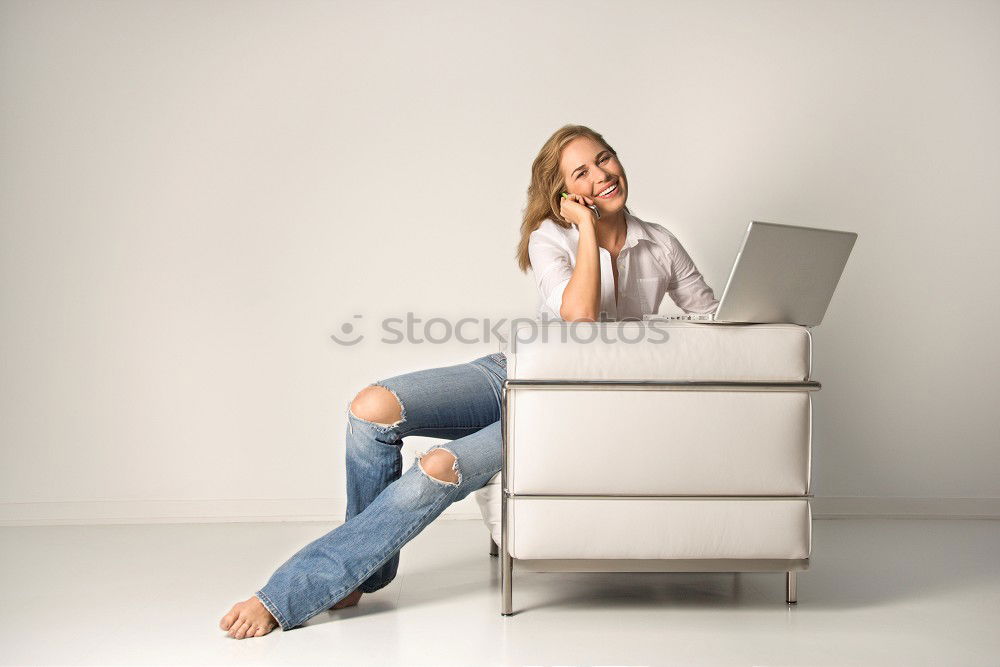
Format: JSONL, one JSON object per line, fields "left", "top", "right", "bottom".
{"left": 473, "top": 318, "right": 817, "bottom": 615}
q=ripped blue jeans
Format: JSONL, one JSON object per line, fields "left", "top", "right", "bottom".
{"left": 254, "top": 351, "right": 507, "bottom": 631}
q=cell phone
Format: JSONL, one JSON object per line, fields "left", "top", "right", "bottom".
{"left": 561, "top": 191, "right": 601, "bottom": 220}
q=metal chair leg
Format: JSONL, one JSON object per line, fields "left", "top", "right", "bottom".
{"left": 500, "top": 382, "right": 513, "bottom": 615}
{"left": 786, "top": 571, "right": 797, "bottom": 604}
{"left": 501, "top": 548, "right": 513, "bottom": 615}
{"left": 489, "top": 536, "right": 498, "bottom": 557}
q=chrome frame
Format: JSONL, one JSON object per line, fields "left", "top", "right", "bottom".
{"left": 505, "top": 379, "right": 821, "bottom": 391}
{"left": 499, "top": 378, "right": 817, "bottom": 615}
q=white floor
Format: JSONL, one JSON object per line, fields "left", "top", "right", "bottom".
{"left": 1, "top": 518, "right": 998, "bottom": 666}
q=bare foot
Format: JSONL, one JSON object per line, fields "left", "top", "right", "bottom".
{"left": 219, "top": 595, "right": 279, "bottom": 639}
{"left": 330, "top": 588, "right": 363, "bottom": 609}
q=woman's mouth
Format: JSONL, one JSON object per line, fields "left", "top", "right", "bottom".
{"left": 596, "top": 182, "right": 620, "bottom": 199}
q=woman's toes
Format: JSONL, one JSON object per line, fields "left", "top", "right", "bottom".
{"left": 237, "top": 619, "right": 254, "bottom": 639}
{"left": 229, "top": 618, "right": 248, "bottom": 639}
{"left": 221, "top": 597, "right": 278, "bottom": 638}
{"left": 219, "top": 608, "right": 239, "bottom": 631}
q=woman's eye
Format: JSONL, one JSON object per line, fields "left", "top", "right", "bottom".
{"left": 576, "top": 156, "right": 611, "bottom": 178}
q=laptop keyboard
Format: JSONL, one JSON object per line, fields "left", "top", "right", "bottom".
{"left": 643, "top": 313, "right": 715, "bottom": 321}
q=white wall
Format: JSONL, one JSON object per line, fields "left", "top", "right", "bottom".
{"left": 2, "top": 0, "right": 998, "bottom": 524}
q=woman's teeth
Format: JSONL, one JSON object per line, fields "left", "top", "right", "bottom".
{"left": 597, "top": 183, "right": 619, "bottom": 198}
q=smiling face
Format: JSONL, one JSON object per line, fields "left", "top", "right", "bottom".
{"left": 559, "top": 135, "right": 628, "bottom": 216}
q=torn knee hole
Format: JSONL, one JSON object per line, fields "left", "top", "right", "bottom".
{"left": 417, "top": 448, "right": 461, "bottom": 485}
{"left": 349, "top": 383, "right": 405, "bottom": 428}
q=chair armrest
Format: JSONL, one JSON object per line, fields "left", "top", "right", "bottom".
{"left": 504, "top": 320, "right": 812, "bottom": 382}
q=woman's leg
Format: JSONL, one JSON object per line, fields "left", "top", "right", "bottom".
{"left": 344, "top": 352, "right": 505, "bottom": 592}
{"left": 253, "top": 352, "right": 507, "bottom": 631}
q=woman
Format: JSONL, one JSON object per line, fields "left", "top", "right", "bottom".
{"left": 219, "top": 124, "right": 719, "bottom": 638}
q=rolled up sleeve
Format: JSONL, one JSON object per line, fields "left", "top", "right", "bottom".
{"left": 528, "top": 233, "right": 574, "bottom": 320}
{"left": 665, "top": 236, "right": 719, "bottom": 314}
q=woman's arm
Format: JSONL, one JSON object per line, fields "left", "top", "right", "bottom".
{"left": 666, "top": 235, "right": 719, "bottom": 314}
{"left": 558, "top": 217, "right": 601, "bottom": 321}
{"left": 527, "top": 196, "right": 604, "bottom": 321}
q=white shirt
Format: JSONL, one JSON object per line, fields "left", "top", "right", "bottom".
{"left": 527, "top": 211, "right": 719, "bottom": 321}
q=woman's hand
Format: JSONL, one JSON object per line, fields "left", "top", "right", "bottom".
{"left": 560, "top": 193, "right": 598, "bottom": 227}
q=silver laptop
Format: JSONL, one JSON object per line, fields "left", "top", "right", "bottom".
{"left": 650, "top": 220, "right": 858, "bottom": 327}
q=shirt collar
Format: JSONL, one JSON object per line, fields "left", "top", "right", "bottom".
{"left": 622, "top": 211, "right": 654, "bottom": 251}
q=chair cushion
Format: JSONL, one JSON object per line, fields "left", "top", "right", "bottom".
{"left": 504, "top": 320, "right": 812, "bottom": 381}
{"left": 506, "top": 497, "right": 812, "bottom": 560}
{"left": 506, "top": 389, "right": 811, "bottom": 495}
{"left": 475, "top": 478, "right": 811, "bottom": 559}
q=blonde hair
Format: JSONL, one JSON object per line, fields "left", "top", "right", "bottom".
{"left": 515, "top": 124, "right": 631, "bottom": 273}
